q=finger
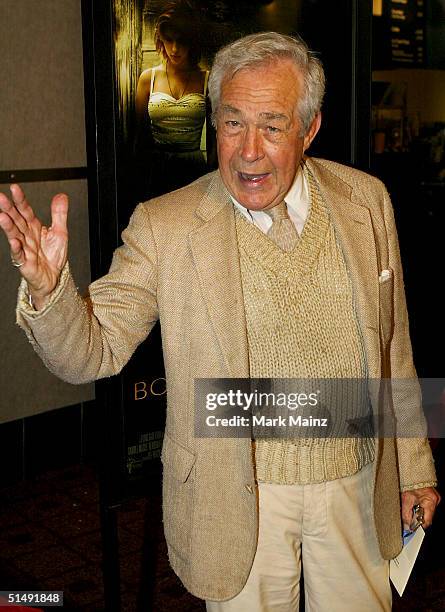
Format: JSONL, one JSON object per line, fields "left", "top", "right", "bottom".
{"left": 401, "top": 502, "right": 414, "bottom": 529}
{"left": 401, "top": 493, "right": 421, "bottom": 528}
{"left": 9, "top": 237, "right": 26, "bottom": 263}
{"left": 49, "top": 193, "right": 69, "bottom": 232}
{"left": 0, "top": 210, "right": 27, "bottom": 245}
{"left": 0, "top": 186, "right": 32, "bottom": 236}
{"left": 0, "top": 191, "right": 11, "bottom": 212}
{"left": 420, "top": 500, "right": 437, "bottom": 528}
{"left": 422, "top": 516, "right": 433, "bottom": 528}
{"left": 0, "top": 192, "right": 18, "bottom": 219}
{"left": 0, "top": 212, "right": 39, "bottom": 273}
{"left": 11, "top": 184, "right": 46, "bottom": 244}
{"left": 9, "top": 184, "right": 37, "bottom": 224}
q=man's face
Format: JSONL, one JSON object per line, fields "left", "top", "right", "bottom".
{"left": 216, "top": 59, "right": 320, "bottom": 211}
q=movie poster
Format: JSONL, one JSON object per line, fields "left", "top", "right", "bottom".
{"left": 112, "top": 0, "right": 308, "bottom": 212}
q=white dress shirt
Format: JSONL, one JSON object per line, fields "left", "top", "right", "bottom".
{"left": 231, "top": 164, "right": 310, "bottom": 236}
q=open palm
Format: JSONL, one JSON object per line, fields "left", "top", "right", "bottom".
{"left": 0, "top": 184, "right": 68, "bottom": 308}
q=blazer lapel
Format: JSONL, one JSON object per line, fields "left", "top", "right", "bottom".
{"left": 306, "top": 158, "right": 381, "bottom": 379}
{"left": 188, "top": 162, "right": 382, "bottom": 380}
{"left": 189, "top": 172, "right": 250, "bottom": 377}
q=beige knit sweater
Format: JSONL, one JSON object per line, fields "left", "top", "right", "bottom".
{"left": 235, "top": 170, "right": 375, "bottom": 484}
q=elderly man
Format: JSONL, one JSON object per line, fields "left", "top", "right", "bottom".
{"left": 0, "top": 32, "right": 440, "bottom": 611}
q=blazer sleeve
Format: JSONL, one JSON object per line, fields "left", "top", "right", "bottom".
{"left": 381, "top": 185, "right": 437, "bottom": 491}
{"left": 16, "top": 203, "right": 159, "bottom": 384}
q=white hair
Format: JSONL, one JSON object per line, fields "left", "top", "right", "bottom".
{"left": 208, "top": 31, "right": 325, "bottom": 135}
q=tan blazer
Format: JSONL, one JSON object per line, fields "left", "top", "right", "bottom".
{"left": 17, "top": 157, "right": 436, "bottom": 601}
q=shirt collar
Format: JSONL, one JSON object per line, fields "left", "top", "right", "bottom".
{"left": 230, "top": 164, "right": 310, "bottom": 235}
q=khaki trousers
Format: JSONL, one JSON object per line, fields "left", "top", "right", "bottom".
{"left": 206, "top": 462, "right": 391, "bottom": 611}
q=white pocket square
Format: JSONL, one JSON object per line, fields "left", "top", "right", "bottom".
{"left": 379, "top": 269, "right": 392, "bottom": 283}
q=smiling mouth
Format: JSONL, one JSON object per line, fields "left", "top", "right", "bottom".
{"left": 238, "top": 172, "right": 270, "bottom": 184}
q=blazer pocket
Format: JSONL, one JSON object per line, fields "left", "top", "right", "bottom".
{"left": 161, "top": 433, "right": 196, "bottom": 561}
{"left": 161, "top": 432, "right": 196, "bottom": 482}
{"left": 379, "top": 269, "right": 394, "bottom": 345}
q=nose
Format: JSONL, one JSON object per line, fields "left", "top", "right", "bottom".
{"left": 240, "top": 125, "right": 264, "bottom": 163}
{"left": 172, "top": 40, "right": 178, "bottom": 53}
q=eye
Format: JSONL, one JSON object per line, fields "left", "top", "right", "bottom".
{"left": 263, "top": 124, "right": 286, "bottom": 142}
{"left": 222, "top": 120, "right": 243, "bottom": 133}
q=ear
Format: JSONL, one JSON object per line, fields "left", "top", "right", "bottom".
{"left": 303, "top": 112, "right": 322, "bottom": 152}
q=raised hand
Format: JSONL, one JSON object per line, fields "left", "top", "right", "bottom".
{"left": 0, "top": 184, "right": 69, "bottom": 309}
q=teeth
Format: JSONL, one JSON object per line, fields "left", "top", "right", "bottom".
{"left": 240, "top": 173, "right": 266, "bottom": 181}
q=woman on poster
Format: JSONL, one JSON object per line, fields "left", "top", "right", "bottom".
{"left": 135, "top": 1, "right": 215, "bottom": 200}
